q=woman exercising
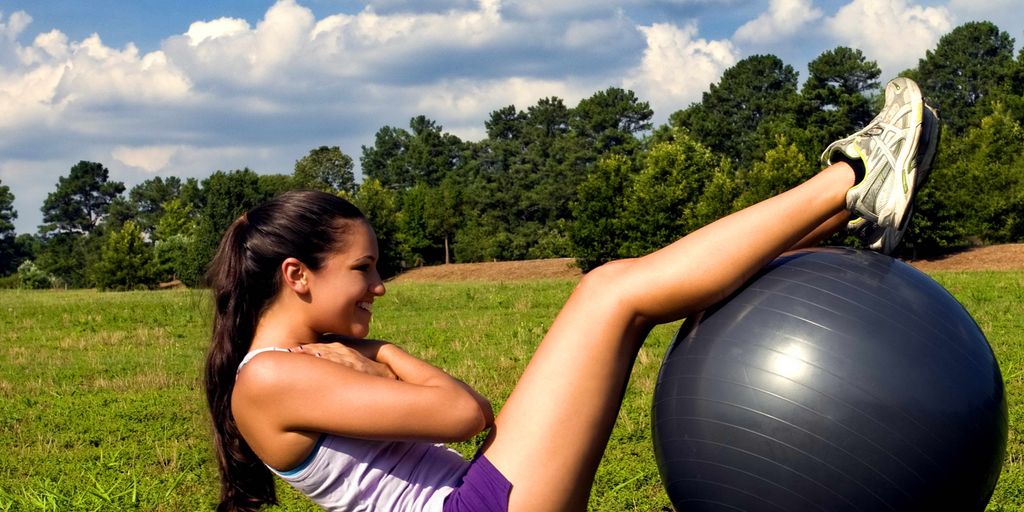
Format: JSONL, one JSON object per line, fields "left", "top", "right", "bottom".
{"left": 206, "top": 77, "right": 938, "bottom": 511}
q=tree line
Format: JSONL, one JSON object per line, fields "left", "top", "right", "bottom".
{"left": 1, "top": 21, "right": 1022, "bottom": 290}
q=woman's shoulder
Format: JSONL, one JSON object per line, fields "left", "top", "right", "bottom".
{"left": 234, "top": 348, "right": 307, "bottom": 393}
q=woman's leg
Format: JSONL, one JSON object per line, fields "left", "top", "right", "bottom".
{"left": 481, "top": 162, "right": 856, "bottom": 511}
{"left": 789, "top": 209, "right": 850, "bottom": 251}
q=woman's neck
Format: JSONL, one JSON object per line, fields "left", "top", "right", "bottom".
{"left": 250, "top": 300, "right": 316, "bottom": 352}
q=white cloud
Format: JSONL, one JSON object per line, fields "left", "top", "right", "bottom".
{"left": 0, "top": 10, "right": 32, "bottom": 67}
{"left": 0, "top": 10, "right": 31, "bottom": 41}
{"left": 111, "top": 145, "right": 181, "bottom": 173}
{"left": 734, "top": 0, "right": 823, "bottom": 44}
{"left": 625, "top": 21, "right": 738, "bottom": 118}
{"left": 412, "top": 76, "right": 591, "bottom": 129}
{"left": 161, "top": 0, "right": 524, "bottom": 93}
{"left": 23, "top": 29, "right": 71, "bottom": 62}
{"left": 184, "top": 17, "right": 251, "bottom": 46}
{"left": 0, "top": 21, "right": 191, "bottom": 141}
{"left": 54, "top": 36, "right": 191, "bottom": 104}
{"left": 166, "top": 0, "right": 317, "bottom": 84}
{"left": 509, "top": 0, "right": 618, "bottom": 19}
{"left": 826, "top": 0, "right": 952, "bottom": 74}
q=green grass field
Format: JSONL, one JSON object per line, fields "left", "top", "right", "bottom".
{"left": 0, "top": 270, "right": 1022, "bottom": 511}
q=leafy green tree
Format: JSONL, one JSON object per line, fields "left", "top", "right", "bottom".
{"left": 406, "top": 116, "right": 464, "bottom": 187}
{"left": 352, "top": 178, "right": 403, "bottom": 278}
{"left": 801, "top": 47, "right": 881, "bottom": 158}
{"left": 690, "top": 166, "right": 739, "bottom": 230}
{"left": 395, "top": 185, "right": 436, "bottom": 266}
{"left": 452, "top": 212, "right": 514, "bottom": 263}
{"left": 101, "top": 196, "right": 140, "bottom": 234}
{"left": 0, "top": 179, "right": 19, "bottom": 275}
{"left": 178, "top": 177, "right": 203, "bottom": 212}
{"left": 154, "top": 235, "right": 193, "bottom": 283}
{"left": 526, "top": 218, "right": 573, "bottom": 260}
{"left": 913, "top": 21, "right": 1018, "bottom": 135}
{"left": 126, "top": 176, "right": 183, "bottom": 236}
{"left": 526, "top": 97, "right": 571, "bottom": 140}
{"left": 485, "top": 105, "right": 529, "bottom": 142}
{"left": 458, "top": 97, "right": 594, "bottom": 262}
{"left": 570, "top": 87, "right": 653, "bottom": 156}
{"left": 154, "top": 197, "right": 196, "bottom": 242}
{"left": 17, "top": 260, "right": 52, "bottom": 289}
{"left": 184, "top": 169, "right": 274, "bottom": 286}
{"left": 620, "top": 133, "right": 729, "bottom": 256}
{"left": 257, "top": 174, "right": 297, "bottom": 197}
{"left": 40, "top": 161, "right": 125, "bottom": 235}
{"left": 426, "top": 177, "right": 463, "bottom": 264}
{"left": 35, "top": 232, "right": 89, "bottom": 288}
{"left": 733, "top": 138, "right": 816, "bottom": 210}
{"left": 361, "top": 126, "right": 411, "bottom": 189}
{"left": 361, "top": 116, "right": 464, "bottom": 190}
{"left": 294, "top": 146, "right": 356, "bottom": 194}
{"left": 14, "top": 233, "right": 40, "bottom": 265}
{"left": 92, "top": 221, "right": 156, "bottom": 291}
{"left": 912, "top": 105, "right": 1024, "bottom": 252}
{"left": 153, "top": 197, "right": 197, "bottom": 283}
{"left": 573, "top": 128, "right": 733, "bottom": 271}
{"left": 517, "top": 98, "right": 584, "bottom": 225}
{"left": 570, "top": 154, "right": 637, "bottom": 271}
{"left": 0, "top": 179, "right": 14, "bottom": 235}
{"left": 394, "top": 178, "right": 467, "bottom": 266}
{"left": 671, "top": 55, "right": 802, "bottom": 167}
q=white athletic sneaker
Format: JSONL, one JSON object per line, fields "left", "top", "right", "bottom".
{"left": 821, "top": 77, "right": 930, "bottom": 254}
{"left": 845, "top": 102, "right": 940, "bottom": 253}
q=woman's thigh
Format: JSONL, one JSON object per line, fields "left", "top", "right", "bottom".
{"left": 480, "top": 262, "right": 651, "bottom": 512}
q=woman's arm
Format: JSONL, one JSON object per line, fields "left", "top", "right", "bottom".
{"left": 232, "top": 343, "right": 493, "bottom": 443}
{"left": 375, "top": 343, "right": 494, "bottom": 429}
{"left": 301, "top": 337, "right": 495, "bottom": 429}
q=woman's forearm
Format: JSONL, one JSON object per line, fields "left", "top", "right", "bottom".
{"left": 377, "top": 343, "right": 494, "bottom": 429}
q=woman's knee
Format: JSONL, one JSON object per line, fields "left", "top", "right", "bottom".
{"left": 575, "top": 258, "right": 641, "bottom": 309}
{"left": 581, "top": 257, "right": 635, "bottom": 286}
{"left": 571, "top": 258, "right": 654, "bottom": 341}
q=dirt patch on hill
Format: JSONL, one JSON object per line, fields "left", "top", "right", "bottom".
{"left": 390, "top": 258, "right": 582, "bottom": 282}
{"left": 907, "top": 244, "right": 1024, "bottom": 273}
{"left": 391, "top": 245, "right": 1024, "bottom": 282}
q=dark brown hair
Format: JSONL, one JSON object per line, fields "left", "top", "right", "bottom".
{"left": 204, "top": 190, "right": 365, "bottom": 511}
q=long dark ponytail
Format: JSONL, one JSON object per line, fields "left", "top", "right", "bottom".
{"left": 204, "top": 190, "right": 365, "bottom": 511}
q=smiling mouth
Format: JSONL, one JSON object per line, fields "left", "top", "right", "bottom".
{"left": 357, "top": 301, "right": 373, "bottom": 313}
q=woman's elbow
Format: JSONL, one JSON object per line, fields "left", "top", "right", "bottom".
{"left": 445, "top": 395, "right": 490, "bottom": 441}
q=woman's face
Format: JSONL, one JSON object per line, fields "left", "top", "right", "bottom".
{"left": 306, "top": 220, "right": 386, "bottom": 338}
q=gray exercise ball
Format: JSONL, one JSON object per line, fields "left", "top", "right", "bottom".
{"left": 652, "top": 247, "right": 1006, "bottom": 511}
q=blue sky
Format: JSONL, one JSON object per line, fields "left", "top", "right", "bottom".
{"left": 1, "top": 0, "right": 1021, "bottom": 234}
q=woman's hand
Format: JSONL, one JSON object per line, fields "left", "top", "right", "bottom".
{"left": 293, "top": 342, "right": 397, "bottom": 380}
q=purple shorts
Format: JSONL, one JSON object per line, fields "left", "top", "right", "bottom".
{"left": 442, "top": 454, "right": 512, "bottom": 512}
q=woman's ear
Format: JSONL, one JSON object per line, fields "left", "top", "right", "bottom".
{"left": 281, "top": 257, "right": 310, "bottom": 294}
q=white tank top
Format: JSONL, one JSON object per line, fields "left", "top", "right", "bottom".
{"left": 238, "top": 348, "right": 470, "bottom": 511}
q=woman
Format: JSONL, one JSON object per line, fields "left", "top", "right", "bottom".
{"left": 206, "top": 77, "right": 938, "bottom": 511}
